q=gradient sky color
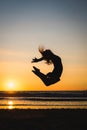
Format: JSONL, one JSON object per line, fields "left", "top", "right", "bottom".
{"left": 0, "top": 0, "right": 87, "bottom": 91}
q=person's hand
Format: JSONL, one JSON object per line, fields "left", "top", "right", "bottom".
{"left": 31, "top": 57, "right": 38, "bottom": 63}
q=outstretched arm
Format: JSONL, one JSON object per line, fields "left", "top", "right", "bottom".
{"left": 31, "top": 57, "right": 43, "bottom": 63}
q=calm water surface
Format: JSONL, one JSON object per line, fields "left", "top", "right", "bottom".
{"left": 0, "top": 91, "right": 87, "bottom": 109}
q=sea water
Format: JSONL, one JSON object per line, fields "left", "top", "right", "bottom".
{"left": 0, "top": 91, "right": 87, "bottom": 109}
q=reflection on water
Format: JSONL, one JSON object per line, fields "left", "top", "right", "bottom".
{"left": 0, "top": 91, "right": 87, "bottom": 109}
{"left": 8, "top": 101, "right": 13, "bottom": 105}
{"left": 0, "top": 98, "right": 87, "bottom": 109}
{"left": 8, "top": 101, "right": 14, "bottom": 109}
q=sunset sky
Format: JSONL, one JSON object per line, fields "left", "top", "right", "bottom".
{"left": 0, "top": 0, "right": 87, "bottom": 91}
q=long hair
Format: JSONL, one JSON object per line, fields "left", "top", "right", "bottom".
{"left": 38, "top": 46, "right": 53, "bottom": 64}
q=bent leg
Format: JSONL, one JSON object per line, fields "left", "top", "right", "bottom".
{"left": 32, "top": 66, "right": 60, "bottom": 86}
{"left": 32, "top": 66, "right": 51, "bottom": 86}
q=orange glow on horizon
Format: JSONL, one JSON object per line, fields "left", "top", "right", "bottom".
{"left": 0, "top": 51, "right": 86, "bottom": 91}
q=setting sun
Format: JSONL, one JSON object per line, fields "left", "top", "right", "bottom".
{"left": 2, "top": 79, "right": 21, "bottom": 91}
{"left": 6, "top": 81, "right": 16, "bottom": 91}
{"left": 8, "top": 82, "right": 14, "bottom": 88}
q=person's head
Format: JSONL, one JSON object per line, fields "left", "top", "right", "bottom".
{"left": 38, "top": 46, "right": 54, "bottom": 64}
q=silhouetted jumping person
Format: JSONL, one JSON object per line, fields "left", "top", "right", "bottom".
{"left": 32, "top": 47, "right": 63, "bottom": 86}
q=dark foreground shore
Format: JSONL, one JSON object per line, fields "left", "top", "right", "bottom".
{"left": 0, "top": 109, "right": 87, "bottom": 130}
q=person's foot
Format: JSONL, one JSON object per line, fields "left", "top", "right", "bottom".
{"left": 33, "top": 66, "right": 40, "bottom": 72}
{"left": 32, "top": 67, "right": 40, "bottom": 76}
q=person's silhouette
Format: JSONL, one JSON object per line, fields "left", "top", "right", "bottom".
{"left": 32, "top": 47, "right": 63, "bottom": 86}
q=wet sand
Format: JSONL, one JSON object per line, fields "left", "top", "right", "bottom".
{"left": 0, "top": 109, "right": 87, "bottom": 130}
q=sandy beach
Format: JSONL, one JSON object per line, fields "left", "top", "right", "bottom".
{"left": 0, "top": 109, "right": 87, "bottom": 130}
